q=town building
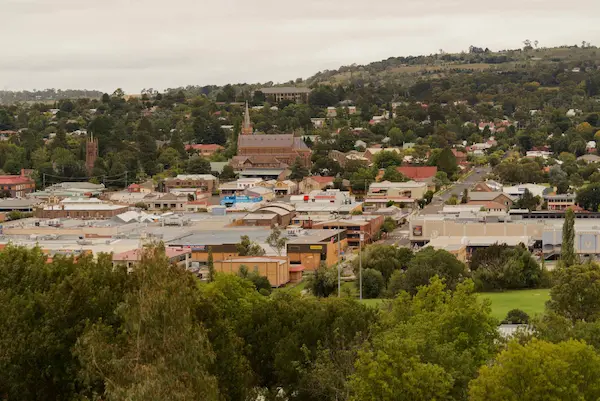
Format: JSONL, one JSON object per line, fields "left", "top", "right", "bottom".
{"left": 113, "top": 247, "right": 192, "bottom": 270}
{"left": 163, "top": 174, "right": 218, "bottom": 193}
{"left": 145, "top": 193, "right": 189, "bottom": 211}
{"left": 213, "top": 257, "right": 289, "bottom": 287}
{"left": 0, "top": 170, "right": 35, "bottom": 197}
{"left": 258, "top": 87, "right": 311, "bottom": 103}
{"left": 544, "top": 193, "right": 577, "bottom": 211}
{"left": 467, "top": 191, "right": 515, "bottom": 209}
{"left": 364, "top": 181, "right": 427, "bottom": 210}
{"left": 472, "top": 180, "right": 503, "bottom": 192}
{"left": 218, "top": 178, "right": 263, "bottom": 196}
{"left": 299, "top": 176, "right": 335, "bottom": 193}
{"left": 286, "top": 229, "right": 347, "bottom": 270}
{"left": 35, "top": 198, "right": 129, "bottom": 219}
{"left": 236, "top": 134, "right": 312, "bottom": 168}
{"left": 503, "top": 184, "right": 549, "bottom": 199}
{"left": 312, "top": 215, "right": 384, "bottom": 247}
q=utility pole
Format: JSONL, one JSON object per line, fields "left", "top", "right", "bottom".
{"left": 359, "top": 231, "right": 364, "bottom": 300}
{"left": 42, "top": 173, "right": 46, "bottom": 190}
{"left": 125, "top": 171, "right": 128, "bottom": 188}
{"left": 337, "top": 215, "right": 342, "bottom": 297}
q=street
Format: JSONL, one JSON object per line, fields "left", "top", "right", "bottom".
{"left": 380, "top": 166, "right": 491, "bottom": 246}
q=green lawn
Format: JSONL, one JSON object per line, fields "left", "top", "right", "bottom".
{"left": 357, "top": 289, "right": 551, "bottom": 320}
{"left": 479, "top": 289, "right": 550, "bottom": 320}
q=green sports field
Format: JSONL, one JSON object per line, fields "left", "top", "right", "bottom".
{"left": 358, "top": 289, "right": 551, "bottom": 321}
{"left": 479, "top": 289, "right": 550, "bottom": 320}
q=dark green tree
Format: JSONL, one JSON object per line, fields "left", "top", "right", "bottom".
{"left": 562, "top": 208, "right": 576, "bottom": 267}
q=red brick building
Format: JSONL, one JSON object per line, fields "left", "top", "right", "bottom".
{"left": 0, "top": 170, "right": 35, "bottom": 197}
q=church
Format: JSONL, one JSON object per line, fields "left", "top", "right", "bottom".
{"left": 232, "top": 103, "right": 312, "bottom": 170}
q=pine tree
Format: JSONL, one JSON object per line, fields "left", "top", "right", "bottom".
{"left": 562, "top": 208, "right": 576, "bottom": 267}
{"left": 436, "top": 147, "right": 458, "bottom": 176}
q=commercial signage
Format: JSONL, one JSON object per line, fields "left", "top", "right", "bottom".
{"left": 413, "top": 225, "right": 423, "bottom": 237}
{"left": 310, "top": 245, "right": 323, "bottom": 250}
{"left": 191, "top": 246, "right": 206, "bottom": 251}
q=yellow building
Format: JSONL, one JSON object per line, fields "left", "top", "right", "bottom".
{"left": 214, "top": 257, "right": 289, "bottom": 287}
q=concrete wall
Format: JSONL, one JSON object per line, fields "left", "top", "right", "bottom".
{"left": 409, "top": 218, "right": 545, "bottom": 242}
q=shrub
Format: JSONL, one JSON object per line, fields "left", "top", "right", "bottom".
{"left": 503, "top": 309, "right": 530, "bottom": 324}
{"left": 359, "top": 269, "right": 385, "bottom": 299}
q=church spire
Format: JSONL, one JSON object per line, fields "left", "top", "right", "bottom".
{"left": 241, "top": 101, "right": 253, "bottom": 135}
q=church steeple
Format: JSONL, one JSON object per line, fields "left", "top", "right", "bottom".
{"left": 241, "top": 101, "right": 253, "bottom": 135}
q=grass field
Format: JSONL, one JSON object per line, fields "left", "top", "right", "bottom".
{"left": 356, "top": 289, "right": 550, "bottom": 321}
{"left": 479, "top": 289, "right": 550, "bottom": 320}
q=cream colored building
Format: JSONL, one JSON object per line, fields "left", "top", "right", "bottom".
{"left": 409, "top": 215, "right": 545, "bottom": 244}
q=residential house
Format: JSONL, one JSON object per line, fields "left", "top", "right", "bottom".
{"left": 299, "top": 176, "right": 335, "bottom": 193}
{"left": 577, "top": 154, "right": 600, "bottom": 163}
{"left": 363, "top": 147, "right": 402, "bottom": 163}
{"left": 245, "top": 186, "right": 275, "bottom": 201}
{"left": 472, "top": 180, "right": 503, "bottom": 192}
{"left": 326, "top": 107, "right": 337, "bottom": 117}
{"left": 185, "top": 144, "right": 224, "bottom": 157}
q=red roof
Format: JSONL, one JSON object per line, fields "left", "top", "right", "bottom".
{"left": 128, "top": 183, "right": 140, "bottom": 189}
{"left": 185, "top": 144, "right": 224, "bottom": 151}
{"left": 396, "top": 166, "right": 438, "bottom": 180}
{"left": 311, "top": 176, "right": 334, "bottom": 184}
{"left": 0, "top": 175, "right": 33, "bottom": 185}
{"left": 452, "top": 149, "right": 467, "bottom": 158}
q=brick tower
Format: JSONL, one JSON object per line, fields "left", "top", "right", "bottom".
{"left": 241, "top": 101, "right": 253, "bottom": 135}
{"left": 86, "top": 133, "right": 99, "bottom": 174}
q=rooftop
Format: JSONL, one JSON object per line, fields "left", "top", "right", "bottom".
{"left": 287, "top": 229, "right": 345, "bottom": 244}
{"left": 113, "top": 246, "right": 191, "bottom": 262}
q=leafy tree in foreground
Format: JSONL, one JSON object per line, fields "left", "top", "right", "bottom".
{"left": 350, "top": 277, "right": 499, "bottom": 401}
{"left": 561, "top": 208, "right": 577, "bottom": 267}
{"left": 77, "top": 246, "right": 219, "bottom": 401}
{"left": 400, "top": 247, "right": 468, "bottom": 294}
{"left": 547, "top": 263, "right": 600, "bottom": 323}
{"left": 469, "top": 339, "right": 600, "bottom": 401}
{"left": 306, "top": 264, "right": 337, "bottom": 297}
{"left": 236, "top": 235, "right": 265, "bottom": 256}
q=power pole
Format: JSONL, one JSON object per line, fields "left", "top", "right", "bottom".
{"left": 125, "top": 171, "right": 128, "bottom": 188}
{"left": 42, "top": 173, "right": 46, "bottom": 190}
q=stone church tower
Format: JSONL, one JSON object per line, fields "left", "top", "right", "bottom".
{"left": 86, "top": 133, "right": 99, "bottom": 174}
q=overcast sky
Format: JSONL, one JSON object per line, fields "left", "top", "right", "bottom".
{"left": 2, "top": 0, "right": 600, "bottom": 93}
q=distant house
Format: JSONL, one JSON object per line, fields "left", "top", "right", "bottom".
{"left": 185, "top": 144, "right": 224, "bottom": 158}
{"left": 577, "top": 154, "right": 600, "bottom": 163}
{"left": 257, "top": 87, "right": 311, "bottom": 103}
{"left": 326, "top": 107, "right": 337, "bottom": 117}
{"left": 363, "top": 147, "right": 402, "bottom": 163}
{"left": 467, "top": 191, "right": 514, "bottom": 209}
{"left": 503, "top": 184, "right": 549, "bottom": 199}
{"left": 163, "top": 174, "right": 218, "bottom": 193}
{"left": 0, "top": 169, "right": 35, "bottom": 198}
{"left": 396, "top": 166, "right": 438, "bottom": 182}
{"left": 299, "top": 176, "right": 335, "bottom": 194}
{"left": 472, "top": 180, "right": 503, "bottom": 192}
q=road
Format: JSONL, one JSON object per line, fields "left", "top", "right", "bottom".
{"left": 420, "top": 166, "right": 491, "bottom": 214}
{"left": 380, "top": 166, "right": 491, "bottom": 246}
